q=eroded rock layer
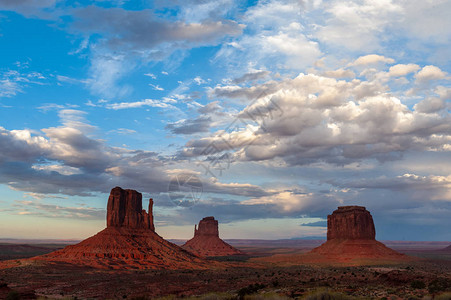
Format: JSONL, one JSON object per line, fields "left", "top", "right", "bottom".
{"left": 182, "top": 217, "right": 243, "bottom": 257}
{"left": 327, "top": 206, "right": 375, "bottom": 240}
{"left": 107, "top": 187, "right": 154, "bottom": 230}
{"left": 36, "top": 187, "right": 209, "bottom": 270}
{"left": 310, "top": 206, "right": 408, "bottom": 262}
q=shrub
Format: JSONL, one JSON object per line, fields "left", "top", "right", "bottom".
{"left": 435, "top": 292, "right": 451, "bottom": 300}
{"left": 238, "top": 283, "right": 266, "bottom": 299}
{"left": 410, "top": 280, "right": 426, "bottom": 289}
{"left": 6, "top": 291, "right": 20, "bottom": 300}
{"left": 429, "top": 278, "right": 450, "bottom": 294}
{"left": 303, "top": 290, "right": 352, "bottom": 300}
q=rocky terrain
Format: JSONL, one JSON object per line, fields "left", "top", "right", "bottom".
{"left": 20, "top": 187, "right": 211, "bottom": 270}
{"left": 0, "top": 203, "right": 449, "bottom": 299}
{"left": 182, "top": 216, "right": 243, "bottom": 257}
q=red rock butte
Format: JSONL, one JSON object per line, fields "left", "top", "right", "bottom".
{"left": 182, "top": 217, "right": 243, "bottom": 257}
{"left": 310, "top": 206, "right": 410, "bottom": 263}
{"left": 254, "top": 206, "right": 412, "bottom": 266}
{"left": 35, "top": 187, "right": 209, "bottom": 270}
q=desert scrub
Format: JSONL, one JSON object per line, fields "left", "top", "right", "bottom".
{"left": 6, "top": 291, "right": 20, "bottom": 300}
{"left": 429, "top": 278, "right": 451, "bottom": 294}
{"left": 302, "top": 289, "right": 369, "bottom": 300}
{"left": 238, "top": 283, "right": 267, "bottom": 299}
{"left": 243, "top": 293, "right": 290, "bottom": 300}
{"left": 434, "top": 292, "right": 451, "bottom": 300}
{"left": 410, "top": 280, "right": 426, "bottom": 289}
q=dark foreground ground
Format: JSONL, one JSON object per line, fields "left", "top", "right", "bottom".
{"left": 0, "top": 240, "right": 450, "bottom": 299}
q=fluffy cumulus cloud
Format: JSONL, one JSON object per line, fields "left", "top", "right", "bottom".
{"left": 1, "top": 0, "right": 450, "bottom": 239}
{"left": 214, "top": 0, "right": 321, "bottom": 72}
{"left": 0, "top": 110, "right": 284, "bottom": 205}
{"left": 183, "top": 60, "right": 451, "bottom": 166}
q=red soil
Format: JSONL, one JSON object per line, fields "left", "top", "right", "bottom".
{"left": 34, "top": 227, "right": 210, "bottom": 270}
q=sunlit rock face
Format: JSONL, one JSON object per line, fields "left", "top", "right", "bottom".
{"left": 107, "top": 186, "right": 155, "bottom": 231}
{"left": 182, "top": 216, "right": 243, "bottom": 257}
{"left": 194, "top": 216, "right": 219, "bottom": 237}
{"left": 327, "top": 206, "right": 376, "bottom": 240}
{"left": 309, "top": 205, "right": 410, "bottom": 263}
{"left": 35, "top": 187, "right": 209, "bottom": 270}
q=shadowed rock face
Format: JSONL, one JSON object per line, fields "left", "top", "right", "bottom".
{"left": 327, "top": 206, "right": 375, "bottom": 240}
{"left": 194, "top": 216, "right": 219, "bottom": 237}
{"left": 107, "top": 186, "right": 154, "bottom": 231}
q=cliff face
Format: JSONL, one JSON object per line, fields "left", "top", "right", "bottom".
{"left": 309, "top": 205, "right": 408, "bottom": 263}
{"left": 38, "top": 187, "right": 209, "bottom": 270}
{"left": 107, "top": 186, "right": 154, "bottom": 231}
{"left": 194, "top": 216, "right": 219, "bottom": 237}
{"left": 327, "top": 206, "right": 375, "bottom": 240}
{"left": 182, "top": 217, "right": 243, "bottom": 257}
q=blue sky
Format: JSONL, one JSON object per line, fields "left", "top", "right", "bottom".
{"left": 0, "top": 0, "right": 450, "bottom": 241}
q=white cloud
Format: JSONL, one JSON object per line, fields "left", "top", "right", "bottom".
{"left": 144, "top": 73, "right": 156, "bottom": 79}
{"left": 106, "top": 99, "right": 176, "bottom": 110}
{"left": 183, "top": 62, "right": 451, "bottom": 166}
{"left": 350, "top": 54, "right": 395, "bottom": 66}
{"left": 415, "top": 65, "right": 447, "bottom": 83}
{"left": 388, "top": 64, "right": 420, "bottom": 77}
{"left": 149, "top": 84, "right": 164, "bottom": 91}
{"left": 214, "top": 1, "right": 321, "bottom": 72}
{"left": 0, "top": 69, "right": 46, "bottom": 98}
{"left": 316, "top": 0, "right": 402, "bottom": 51}
{"left": 193, "top": 76, "right": 206, "bottom": 85}
{"left": 322, "top": 68, "right": 355, "bottom": 79}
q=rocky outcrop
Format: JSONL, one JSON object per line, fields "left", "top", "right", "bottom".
{"left": 182, "top": 217, "right": 243, "bottom": 257}
{"left": 194, "top": 216, "right": 219, "bottom": 237}
{"left": 256, "top": 205, "right": 412, "bottom": 266}
{"left": 310, "top": 206, "right": 409, "bottom": 263}
{"left": 327, "top": 206, "right": 375, "bottom": 240}
{"left": 37, "top": 187, "right": 209, "bottom": 270}
{"left": 107, "top": 187, "right": 154, "bottom": 230}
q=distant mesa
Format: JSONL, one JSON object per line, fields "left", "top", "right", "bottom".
{"left": 182, "top": 217, "right": 243, "bottom": 257}
{"left": 34, "top": 187, "right": 209, "bottom": 270}
{"left": 326, "top": 206, "right": 375, "bottom": 240}
{"left": 255, "top": 205, "right": 412, "bottom": 265}
{"left": 310, "top": 206, "right": 409, "bottom": 262}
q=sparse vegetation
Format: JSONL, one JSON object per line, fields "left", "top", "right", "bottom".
{"left": 302, "top": 290, "right": 354, "bottom": 300}
{"left": 238, "top": 283, "right": 267, "bottom": 299}
{"left": 410, "top": 280, "right": 426, "bottom": 289}
{"left": 429, "top": 278, "right": 451, "bottom": 294}
{"left": 5, "top": 291, "right": 20, "bottom": 300}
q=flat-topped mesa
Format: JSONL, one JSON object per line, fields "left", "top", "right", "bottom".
{"left": 107, "top": 186, "right": 155, "bottom": 230}
{"left": 194, "top": 216, "right": 219, "bottom": 237}
{"left": 327, "top": 206, "right": 375, "bottom": 240}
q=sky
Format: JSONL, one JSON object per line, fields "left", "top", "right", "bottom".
{"left": 0, "top": 0, "right": 450, "bottom": 241}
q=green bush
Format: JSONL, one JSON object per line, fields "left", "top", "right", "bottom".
{"left": 303, "top": 290, "right": 352, "bottom": 300}
{"left": 429, "top": 278, "right": 451, "bottom": 294}
{"left": 238, "top": 283, "right": 267, "bottom": 299}
{"left": 6, "top": 291, "right": 20, "bottom": 300}
{"left": 410, "top": 280, "right": 426, "bottom": 289}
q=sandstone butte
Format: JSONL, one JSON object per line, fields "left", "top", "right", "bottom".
{"left": 31, "top": 187, "right": 210, "bottom": 270}
{"left": 254, "top": 206, "right": 413, "bottom": 266}
{"left": 182, "top": 217, "right": 243, "bottom": 257}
